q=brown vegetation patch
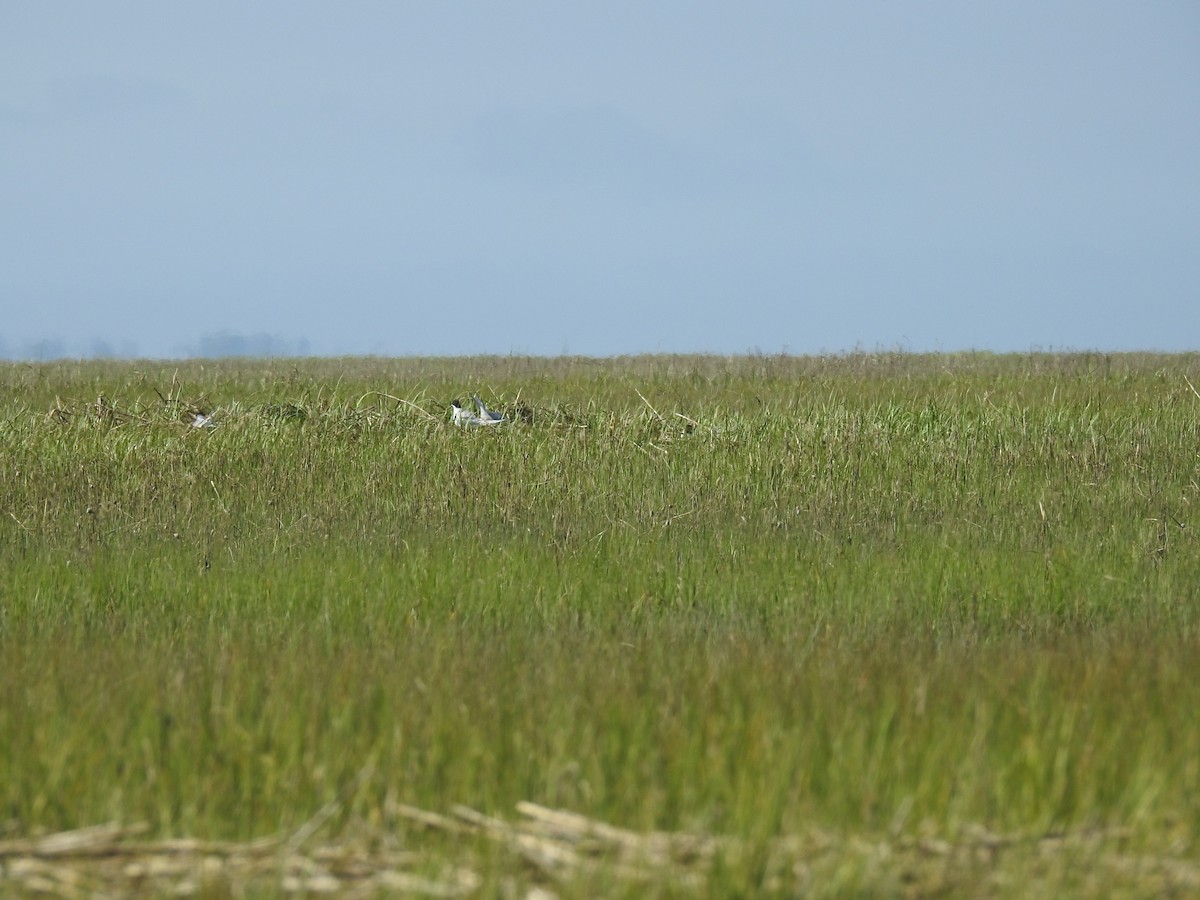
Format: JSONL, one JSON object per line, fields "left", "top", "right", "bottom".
{"left": 3, "top": 807, "right": 1197, "bottom": 898}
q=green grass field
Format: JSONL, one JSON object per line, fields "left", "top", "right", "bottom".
{"left": 2, "top": 352, "right": 1199, "bottom": 896}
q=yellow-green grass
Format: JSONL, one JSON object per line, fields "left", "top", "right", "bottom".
{"left": 2, "top": 352, "right": 1199, "bottom": 895}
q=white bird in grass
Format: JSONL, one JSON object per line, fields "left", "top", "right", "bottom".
{"left": 471, "top": 394, "right": 505, "bottom": 424}
{"left": 450, "top": 399, "right": 477, "bottom": 426}
{"left": 450, "top": 396, "right": 506, "bottom": 427}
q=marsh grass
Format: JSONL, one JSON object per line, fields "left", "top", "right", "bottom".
{"left": 2, "top": 352, "right": 1200, "bottom": 895}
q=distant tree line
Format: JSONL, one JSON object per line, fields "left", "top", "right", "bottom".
{"left": 0, "top": 332, "right": 311, "bottom": 361}
{"left": 188, "top": 331, "right": 312, "bottom": 358}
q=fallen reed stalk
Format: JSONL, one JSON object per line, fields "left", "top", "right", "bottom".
{"left": 2, "top": 803, "right": 1197, "bottom": 897}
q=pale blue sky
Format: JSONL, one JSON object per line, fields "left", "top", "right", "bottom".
{"left": 2, "top": 2, "right": 1198, "bottom": 359}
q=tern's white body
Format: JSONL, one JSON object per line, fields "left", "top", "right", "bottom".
{"left": 451, "top": 398, "right": 505, "bottom": 427}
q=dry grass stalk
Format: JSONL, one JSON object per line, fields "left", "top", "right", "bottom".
{"left": 3, "top": 807, "right": 1200, "bottom": 897}
{"left": 0, "top": 820, "right": 474, "bottom": 897}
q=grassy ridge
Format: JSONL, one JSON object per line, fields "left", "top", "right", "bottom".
{"left": 2, "top": 352, "right": 1200, "bottom": 894}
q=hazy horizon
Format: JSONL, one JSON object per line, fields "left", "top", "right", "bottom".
{"left": 6, "top": 331, "right": 1198, "bottom": 363}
